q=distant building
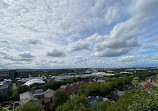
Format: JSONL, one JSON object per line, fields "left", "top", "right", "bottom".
{"left": 9, "top": 70, "right": 18, "bottom": 81}
{"left": 97, "top": 79, "right": 105, "bottom": 83}
{"left": 85, "top": 70, "right": 93, "bottom": 74}
{"left": 93, "top": 78, "right": 105, "bottom": 83}
{"left": 106, "top": 70, "right": 115, "bottom": 74}
{"left": 140, "top": 82, "right": 150, "bottom": 88}
{"left": 0, "top": 74, "right": 9, "bottom": 81}
{"left": 52, "top": 75, "right": 74, "bottom": 81}
{"left": 60, "top": 85, "right": 72, "bottom": 94}
{"left": 145, "top": 75, "right": 157, "bottom": 86}
{"left": 0, "top": 80, "right": 9, "bottom": 92}
{"left": 109, "top": 90, "right": 125, "bottom": 101}
{"left": 60, "top": 81, "right": 84, "bottom": 94}
{"left": 60, "top": 80, "right": 95, "bottom": 94}
{"left": 87, "top": 96, "right": 108, "bottom": 106}
{"left": 119, "top": 72, "right": 132, "bottom": 75}
{"left": 24, "top": 79, "right": 45, "bottom": 86}
{"left": 20, "top": 89, "right": 54, "bottom": 111}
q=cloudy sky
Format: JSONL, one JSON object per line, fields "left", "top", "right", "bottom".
{"left": 0, "top": 0, "right": 158, "bottom": 69}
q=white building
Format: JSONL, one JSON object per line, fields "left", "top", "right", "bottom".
{"left": 0, "top": 80, "right": 9, "bottom": 92}
{"left": 24, "top": 79, "right": 45, "bottom": 86}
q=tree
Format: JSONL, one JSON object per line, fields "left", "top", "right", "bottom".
{"left": 79, "top": 77, "right": 133, "bottom": 97}
{"left": 52, "top": 89, "right": 69, "bottom": 109}
{"left": 0, "top": 104, "right": 2, "bottom": 111}
{"left": 9, "top": 90, "right": 19, "bottom": 101}
{"left": 132, "top": 77, "right": 140, "bottom": 88}
{"left": 17, "top": 85, "right": 30, "bottom": 94}
{"left": 106, "top": 89, "right": 158, "bottom": 111}
{"left": 15, "top": 102, "right": 44, "bottom": 111}
{"left": 128, "top": 89, "right": 158, "bottom": 111}
{"left": 0, "top": 91, "right": 7, "bottom": 102}
{"left": 90, "top": 100, "right": 112, "bottom": 111}
{"left": 56, "top": 96, "right": 90, "bottom": 111}
{"left": 106, "top": 91, "right": 136, "bottom": 111}
{"left": 0, "top": 104, "right": 5, "bottom": 111}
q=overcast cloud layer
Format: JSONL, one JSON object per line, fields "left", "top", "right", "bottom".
{"left": 0, "top": 0, "right": 158, "bottom": 69}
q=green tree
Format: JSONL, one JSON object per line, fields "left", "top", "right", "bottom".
{"left": 0, "top": 104, "right": 5, "bottom": 111}
{"left": 9, "top": 90, "right": 19, "bottom": 101}
{"left": 52, "top": 89, "right": 69, "bottom": 109}
{"left": 15, "top": 102, "right": 44, "bottom": 111}
{"left": 56, "top": 96, "right": 90, "bottom": 111}
{"left": 128, "top": 90, "right": 158, "bottom": 111}
{"left": 79, "top": 77, "right": 132, "bottom": 97}
{"left": 0, "top": 91, "right": 7, "bottom": 102}
{"left": 132, "top": 77, "right": 140, "bottom": 88}
{"left": 106, "top": 89, "right": 158, "bottom": 111}
{"left": 106, "top": 91, "right": 136, "bottom": 111}
{"left": 90, "top": 100, "right": 112, "bottom": 111}
{"left": 17, "top": 85, "right": 30, "bottom": 94}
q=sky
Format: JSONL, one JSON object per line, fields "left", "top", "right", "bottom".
{"left": 0, "top": 0, "right": 158, "bottom": 69}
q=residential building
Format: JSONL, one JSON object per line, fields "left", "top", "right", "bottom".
{"left": 145, "top": 75, "right": 157, "bottom": 85}
{"left": 60, "top": 81, "right": 84, "bottom": 94}
{"left": 109, "top": 90, "right": 125, "bottom": 101}
{"left": 20, "top": 89, "right": 54, "bottom": 111}
{"left": 140, "top": 82, "right": 150, "bottom": 88}
{"left": 87, "top": 96, "right": 108, "bottom": 106}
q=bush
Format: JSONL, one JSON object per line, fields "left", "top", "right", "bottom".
{"left": 52, "top": 89, "right": 69, "bottom": 109}
{"left": 15, "top": 102, "right": 44, "bottom": 111}
{"left": 17, "top": 85, "right": 30, "bottom": 94}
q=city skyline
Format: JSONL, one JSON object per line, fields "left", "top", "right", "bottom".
{"left": 0, "top": 0, "right": 158, "bottom": 69}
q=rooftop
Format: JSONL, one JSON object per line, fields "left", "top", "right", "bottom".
{"left": 24, "top": 79, "right": 45, "bottom": 86}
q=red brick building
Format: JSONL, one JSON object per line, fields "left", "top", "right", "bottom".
{"left": 145, "top": 75, "right": 157, "bottom": 86}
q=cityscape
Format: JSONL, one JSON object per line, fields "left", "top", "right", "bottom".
{"left": 0, "top": 68, "right": 158, "bottom": 111}
{"left": 0, "top": 0, "right": 158, "bottom": 111}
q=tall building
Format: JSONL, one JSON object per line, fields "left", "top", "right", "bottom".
{"left": 9, "top": 70, "right": 17, "bottom": 81}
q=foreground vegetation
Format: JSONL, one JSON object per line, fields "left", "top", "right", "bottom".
{"left": 56, "top": 77, "right": 158, "bottom": 111}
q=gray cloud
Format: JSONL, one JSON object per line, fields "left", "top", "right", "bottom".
{"left": 68, "top": 33, "right": 103, "bottom": 53}
{"left": 50, "top": 60, "right": 64, "bottom": 64}
{"left": 47, "top": 49, "right": 66, "bottom": 57}
{"left": 18, "top": 58, "right": 34, "bottom": 62}
{"left": 68, "top": 40, "right": 90, "bottom": 52}
{"left": 75, "top": 56, "right": 90, "bottom": 64}
{"left": 19, "top": 52, "right": 34, "bottom": 58}
{"left": 95, "top": 48, "right": 130, "bottom": 57}
{"left": 27, "top": 39, "right": 41, "bottom": 45}
{"left": 2, "top": 54, "right": 34, "bottom": 62}
{"left": 0, "top": 40, "right": 10, "bottom": 44}
{"left": 2, "top": 55, "right": 17, "bottom": 62}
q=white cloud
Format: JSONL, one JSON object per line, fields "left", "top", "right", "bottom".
{"left": 75, "top": 56, "right": 90, "bottom": 64}
{"left": 67, "top": 33, "right": 103, "bottom": 53}
{"left": 0, "top": 0, "right": 158, "bottom": 68}
{"left": 91, "top": 0, "right": 106, "bottom": 15}
{"left": 151, "top": 55, "right": 158, "bottom": 60}
{"left": 94, "top": 0, "right": 158, "bottom": 57}
{"left": 105, "top": 7, "right": 118, "bottom": 25}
